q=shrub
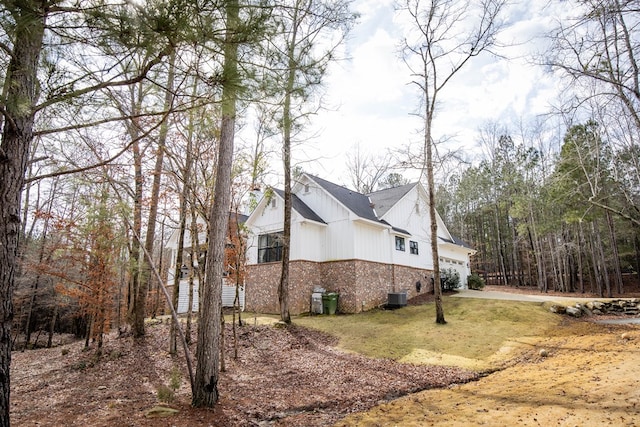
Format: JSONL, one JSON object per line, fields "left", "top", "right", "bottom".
{"left": 441, "top": 268, "right": 460, "bottom": 290}
{"left": 156, "top": 384, "right": 175, "bottom": 403}
{"left": 467, "top": 273, "right": 485, "bottom": 290}
{"left": 169, "top": 367, "right": 181, "bottom": 392}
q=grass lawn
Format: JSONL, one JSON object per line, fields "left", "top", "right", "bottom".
{"left": 294, "top": 296, "right": 563, "bottom": 371}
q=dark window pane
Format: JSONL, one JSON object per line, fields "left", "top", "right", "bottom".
{"left": 258, "top": 232, "right": 284, "bottom": 263}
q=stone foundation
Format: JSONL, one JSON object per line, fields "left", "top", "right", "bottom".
{"left": 246, "top": 259, "right": 433, "bottom": 314}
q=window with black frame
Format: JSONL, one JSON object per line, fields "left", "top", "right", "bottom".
{"left": 258, "top": 232, "right": 283, "bottom": 263}
{"left": 410, "top": 240, "right": 419, "bottom": 255}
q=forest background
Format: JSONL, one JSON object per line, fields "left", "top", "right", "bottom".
{"left": 1, "top": 0, "right": 640, "bottom": 425}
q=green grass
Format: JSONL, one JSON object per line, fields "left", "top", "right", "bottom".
{"left": 295, "top": 296, "right": 562, "bottom": 371}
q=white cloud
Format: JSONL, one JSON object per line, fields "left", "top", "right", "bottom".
{"left": 301, "top": 0, "right": 573, "bottom": 181}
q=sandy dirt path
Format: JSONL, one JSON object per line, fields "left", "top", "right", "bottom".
{"left": 336, "top": 320, "right": 640, "bottom": 426}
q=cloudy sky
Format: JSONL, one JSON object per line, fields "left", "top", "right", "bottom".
{"left": 294, "top": 0, "right": 572, "bottom": 185}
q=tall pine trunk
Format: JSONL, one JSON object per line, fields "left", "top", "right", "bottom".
{"left": 173, "top": 76, "right": 198, "bottom": 351}
{"left": 193, "top": 0, "right": 239, "bottom": 407}
{"left": 140, "top": 52, "right": 176, "bottom": 331}
{"left": 130, "top": 81, "right": 145, "bottom": 337}
{"left": 0, "top": 4, "right": 46, "bottom": 424}
{"left": 278, "top": 7, "right": 299, "bottom": 325}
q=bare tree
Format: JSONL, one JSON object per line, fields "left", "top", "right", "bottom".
{"left": 545, "top": 0, "right": 640, "bottom": 227}
{"left": 139, "top": 52, "right": 177, "bottom": 337}
{"left": 399, "top": 0, "right": 506, "bottom": 323}
{"left": 345, "top": 143, "right": 393, "bottom": 193}
{"left": 265, "top": 0, "right": 356, "bottom": 323}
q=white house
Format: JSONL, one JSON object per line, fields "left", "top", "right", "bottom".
{"left": 164, "top": 214, "right": 246, "bottom": 313}
{"left": 244, "top": 173, "right": 475, "bottom": 314}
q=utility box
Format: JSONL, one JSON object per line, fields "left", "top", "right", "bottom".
{"left": 311, "top": 292, "right": 324, "bottom": 314}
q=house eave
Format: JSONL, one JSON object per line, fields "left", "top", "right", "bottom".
{"left": 300, "top": 219, "right": 328, "bottom": 227}
{"left": 390, "top": 228, "right": 412, "bottom": 238}
{"left": 438, "top": 240, "right": 477, "bottom": 255}
{"left": 353, "top": 217, "right": 391, "bottom": 229}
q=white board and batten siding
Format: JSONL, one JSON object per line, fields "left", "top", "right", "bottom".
{"left": 380, "top": 188, "right": 432, "bottom": 270}
{"left": 353, "top": 221, "right": 390, "bottom": 264}
{"left": 174, "top": 279, "right": 245, "bottom": 314}
{"left": 293, "top": 220, "right": 326, "bottom": 262}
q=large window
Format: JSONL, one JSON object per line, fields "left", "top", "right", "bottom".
{"left": 395, "top": 236, "right": 405, "bottom": 251}
{"left": 258, "top": 232, "right": 283, "bottom": 263}
{"left": 410, "top": 240, "right": 419, "bottom": 255}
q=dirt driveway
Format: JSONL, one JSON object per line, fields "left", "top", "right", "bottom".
{"left": 337, "top": 291, "right": 640, "bottom": 426}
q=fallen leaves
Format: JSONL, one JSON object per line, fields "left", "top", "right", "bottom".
{"left": 11, "top": 321, "right": 477, "bottom": 426}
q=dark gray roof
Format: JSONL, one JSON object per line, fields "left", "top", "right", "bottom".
{"left": 273, "top": 189, "right": 326, "bottom": 224}
{"left": 307, "top": 175, "right": 381, "bottom": 223}
{"left": 439, "top": 235, "right": 474, "bottom": 250}
{"left": 367, "top": 182, "right": 417, "bottom": 217}
{"left": 229, "top": 211, "right": 249, "bottom": 224}
{"left": 380, "top": 219, "right": 411, "bottom": 236}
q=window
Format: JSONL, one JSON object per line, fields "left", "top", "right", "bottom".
{"left": 258, "top": 232, "right": 283, "bottom": 263}
{"left": 395, "top": 236, "right": 405, "bottom": 251}
{"left": 410, "top": 240, "right": 419, "bottom": 255}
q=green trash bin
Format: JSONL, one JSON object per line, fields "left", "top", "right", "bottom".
{"left": 322, "top": 292, "right": 339, "bottom": 315}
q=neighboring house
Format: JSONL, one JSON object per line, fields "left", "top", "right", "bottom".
{"left": 165, "top": 213, "right": 247, "bottom": 313}
{"left": 244, "top": 173, "right": 475, "bottom": 314}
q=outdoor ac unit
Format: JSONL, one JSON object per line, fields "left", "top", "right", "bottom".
{"left": 387, "top": 292, "right": 407, "bottom": 307}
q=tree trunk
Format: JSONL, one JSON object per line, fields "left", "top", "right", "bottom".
{"left": 186, "top": 202, "right": 200, "bottom": 345}
{"left": 494, "top": 203, "right": 508, "bottom": 286}
{"left": 589, "top": 221, "right": 604, "bottom": 296}
{"left": 576, "top": 222, "right": 585, "bottom": 293}
{"left": 140, "top": 52, "right": 176, "bottom": 330}
{"left": 510, "top": 217, "right": 522, "bottom": 286}
{"left": 169, "top": 198, "right": 188, "bottom": 354}
{"left": 528, "top": 206, "right": 546, "bottom": 291}
{"left": 193, "top": 0, "right": 239, "bottom": 407}
{"left": 605, "top": 210, "right": 623, "bottom": 294}
{"left": 278, "top": 14, "right": 299, "bottom": 325}
{"left": 47, "top": 298, "right": 58, "bottom": 349}
{"left": 424, "top": 114, "right": 445, "bottom": 324}
{"left": 130, "top": 135, "right": 144, "bottom": 336}
{"left": 634, "top": 229, "right": 640, "bottom": 286}
{"left": 129, "top": 79, "right": 146, "bottom": 337}
{"left": 24, "top": 189, "right": 54, "bottom": 349}
{"left": 0, "top": 3, "right": 46, "bottom": 424}
{"left": 171, "top": 77, "right": 197, "bottom": 353}
{"left": 594, "top": 220, "right": 612, "bottom": 297}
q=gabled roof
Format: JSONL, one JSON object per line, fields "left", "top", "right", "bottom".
{"left": 367, "top": 182, "right": 417, "bottom": 217}
{"left": 439, "top": 235, "right": 475, "bottom": 251}
{"left": 380, "top": 219, "right": 411, "bottom": 236}
{"left": 230, "top": 211, "right": 249, "bottom": 224}
{"left": 273, "top": 188, "right": 326, "bottom": 224}
{"left": 306, "top": 174, "right": 381, "bottom": 223}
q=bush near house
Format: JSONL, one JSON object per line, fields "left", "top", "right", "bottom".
{"left": 467, "top": 273, "right": 486, "bottom": 290}
{"left": 441, "top": 268, "right": 460, "bottom": 290}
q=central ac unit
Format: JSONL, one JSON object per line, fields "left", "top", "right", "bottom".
{"left": 387, "top": 292, "right": 407, "bottom": 307}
